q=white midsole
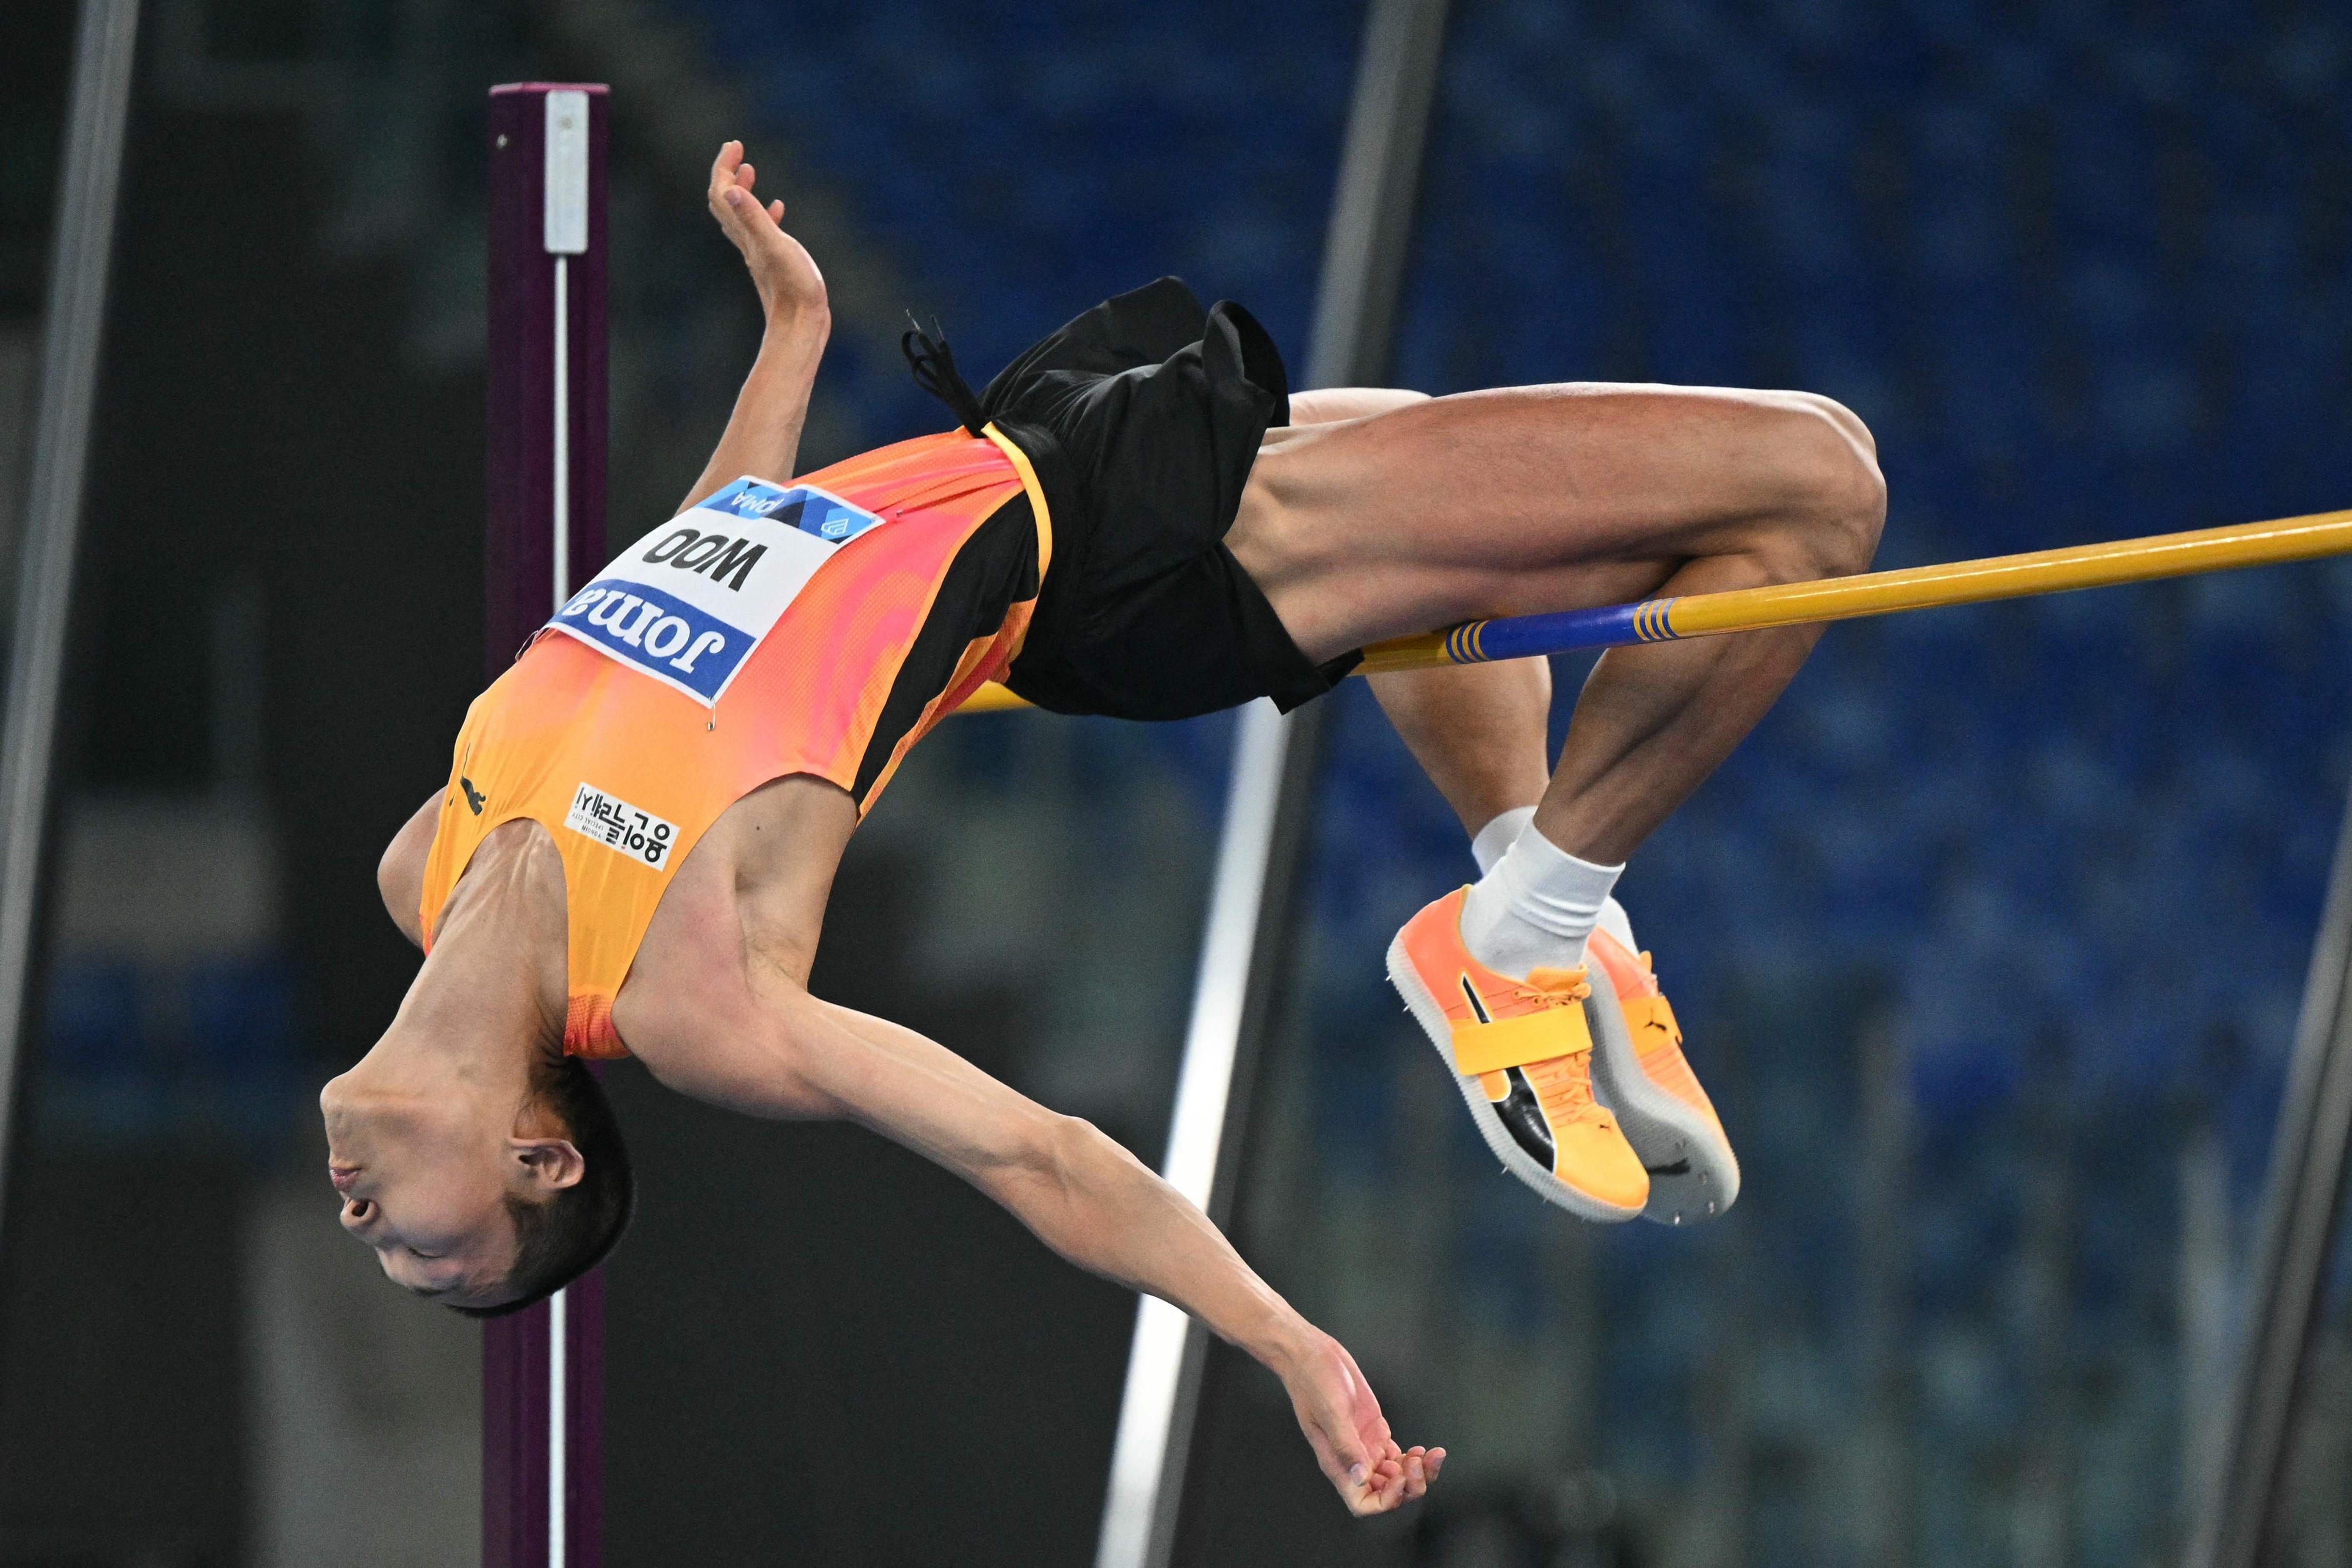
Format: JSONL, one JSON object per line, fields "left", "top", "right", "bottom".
{"left": 1582, "top": 958, "right": 1741, "bottom": 1222}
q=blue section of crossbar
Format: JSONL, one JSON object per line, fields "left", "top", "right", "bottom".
{"left": 1455, "top": 600, "right": 1668, "bottom": 662}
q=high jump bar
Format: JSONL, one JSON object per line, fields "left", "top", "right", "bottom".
{"left": 954, "top": 506, "right": 2352, "bottom": 711}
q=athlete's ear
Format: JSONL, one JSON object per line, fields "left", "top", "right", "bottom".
{"left": 510, "top": 1136, "right": 585, "bottom": 1194}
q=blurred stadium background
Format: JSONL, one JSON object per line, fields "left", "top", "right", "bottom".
{"left": 2, "top": 0, "right": 2350, "bottom": 1564}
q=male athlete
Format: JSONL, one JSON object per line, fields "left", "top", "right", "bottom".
{"left": 322, "top": 143, "right": 1883, "bottom": 1515}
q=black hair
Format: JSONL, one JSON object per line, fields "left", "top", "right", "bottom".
{"left": 450, "top": 1055, "right": 634, "bottom": 1318}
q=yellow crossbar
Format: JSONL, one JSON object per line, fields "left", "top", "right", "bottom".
{"left": 954, "top": 507, "right": 2352, "bottom": 710}
{"left": 1669, "top": 507, "right": 2352, "bottom": 640}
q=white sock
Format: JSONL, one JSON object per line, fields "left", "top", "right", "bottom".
{"left": 1470, "top": 805, "right": 1536, "bottom": 876}
{"left": 1459, "top": 824, "right": 1624, "bottom": 979}
{"left": 1595, "top": 894, "right": 1636, "bottom": 955}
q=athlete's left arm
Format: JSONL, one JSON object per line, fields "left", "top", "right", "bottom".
{"left": 630, "top": 984, "right": 1442, "bottom": 1516}
{"left": 377, "top": 793, "right": 441, "bottom": 949}
{"left": 677, "top": 141, "right": 833, "bottom": 511}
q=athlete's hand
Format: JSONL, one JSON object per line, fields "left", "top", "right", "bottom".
{"left": 1278, "top": 1330, "right": 1444, "bottom": 1515}
{"left": 707, "top": 141, "right": 828, "bottom": 326}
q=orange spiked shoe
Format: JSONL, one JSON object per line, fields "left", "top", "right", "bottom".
{"left": 1585, "top": 928, "right": 1739, "bottom": 1225}
{"left": 1387, "top": 889, "right": 1647, "bottom": 1222}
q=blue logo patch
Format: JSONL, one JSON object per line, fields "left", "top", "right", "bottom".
{"left": 698, "top": 479, "right": 886, "bottom": 545}
{"left": 553, "top": 580, "right": 748, "bottom": 703}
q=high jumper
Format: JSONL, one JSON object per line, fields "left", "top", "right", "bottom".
{"left": 319, "top": 141, "right": 1886, "bottom": 1514}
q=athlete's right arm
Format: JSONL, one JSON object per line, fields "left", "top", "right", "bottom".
{"left": 677, "top": 141, "right": 832, "bottom": 511}
{"left": 629, "top": 983, "right": 1441, "bottom": 1515}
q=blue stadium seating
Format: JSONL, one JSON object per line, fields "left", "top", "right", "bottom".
{"left": 599, "top": 1, "right": 2352, "bottom": 1554}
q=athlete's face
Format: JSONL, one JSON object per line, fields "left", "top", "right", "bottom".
{"left": 319, "top": 1070, "right": 523, "bottom": 1308}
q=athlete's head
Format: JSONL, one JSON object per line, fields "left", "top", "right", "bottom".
{"left": 320, "top": 1047, "right": 633, "bottom": 1315}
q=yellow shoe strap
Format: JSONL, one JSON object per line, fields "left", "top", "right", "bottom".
{"left": 1451, "top": 1006, "right": 1593, "bottom": 1076}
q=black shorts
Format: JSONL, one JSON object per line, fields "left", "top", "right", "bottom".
{"left": 978, "top": 279, "right": 1361, "bottom": 720}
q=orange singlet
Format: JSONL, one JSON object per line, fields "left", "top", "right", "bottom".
{"left": 417, "top": 426, "right": 1051, "bottom": 1058}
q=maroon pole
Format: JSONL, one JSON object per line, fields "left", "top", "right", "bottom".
{"left": 484, "top": 82, "right": 609, "bottom": 1568}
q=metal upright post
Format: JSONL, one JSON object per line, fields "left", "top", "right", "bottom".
{"left": 2190, "top": 780, "right": 2352, "bottom": 1568}
{"left": 1091, "top": 4, "right": 1450, "bottom": 1565}
{"left": 483, "top": 82, "right": 610, "bottom": 1568}
{"left": 0, "top": 0, "right": 140, "bottom": 1243}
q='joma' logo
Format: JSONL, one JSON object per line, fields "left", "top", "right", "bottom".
{"left": 638, "top": 528, "right": 768, "bottom": 591}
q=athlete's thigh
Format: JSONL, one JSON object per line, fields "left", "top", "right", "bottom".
{"left": 1230, "top": 382, "right": 1836, "bottom": 658}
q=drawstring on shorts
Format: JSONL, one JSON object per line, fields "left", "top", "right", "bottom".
{"left": 901, "top": 315, "right": 988, "bottom": 437}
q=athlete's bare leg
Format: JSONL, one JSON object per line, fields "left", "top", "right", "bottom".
{"left": 1285, "top": 391, "right": 1556, "bottom": 838}
{"left": 1230, "top": 385, "right": 1885, "bottom": 864}
{"left": 1365, "top": 661, "right": 1551, "bottom": 838}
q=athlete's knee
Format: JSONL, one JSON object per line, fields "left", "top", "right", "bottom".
{"left": 1786, "top": 389, "right": 1877, "bottom": 460}
{"left": 1775, "top": 392, "right": 1885, "bottom": 580}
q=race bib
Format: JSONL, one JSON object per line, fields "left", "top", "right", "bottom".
{"left": 543, "top": 477, "right": 890, "bottom": 706}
